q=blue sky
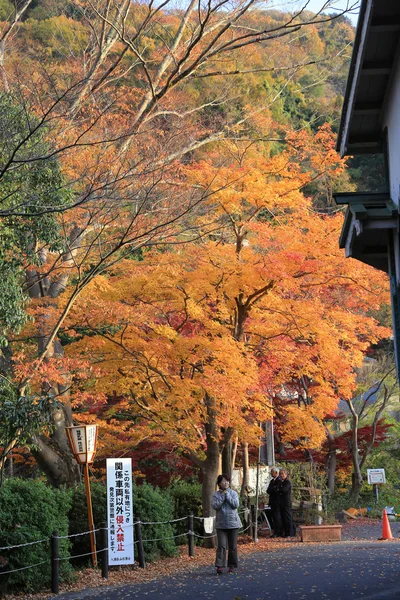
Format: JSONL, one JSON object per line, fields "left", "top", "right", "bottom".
{"left": 268, "top": 1, "right": 360, "bottom": 25}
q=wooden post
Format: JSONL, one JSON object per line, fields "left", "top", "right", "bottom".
{"left": 51, "top": 530, "right": 59, "bottom": 594}
{"left": 187, "top": 513, "right": 195, "bottom": 557}
{"left": 254, "top": 455, "right": 260, "bottom": 543}
{"left": 373, "top": 484, "right": 379, "bottom": 503}
{"left": 251, "top": 504, "right": 257, "bottom": 540}
{"left": 83, "top": 463, "right": 97, "bottom": 567}
{"left": 100, "top": 522, "right": 108, "bottom": 579}
{"left": 134, "top": 517, "right": 146, "bottom": 568}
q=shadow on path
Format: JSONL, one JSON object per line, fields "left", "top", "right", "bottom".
{"left": 56, "top": 541, "right": 400, "bottom": 600}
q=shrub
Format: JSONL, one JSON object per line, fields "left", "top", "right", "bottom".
{"left": 134, "top": 482, "right": 177, "bottom": 561}
{"left": 68, "top": 480, "right": 177, "bottom": 564}
{"left": 359, "top": 483, "right": 400, "bottom": 519}
{"left": 68, "top": 481, "right": 107, "bottom": 567}
{"left": 0, "top": 478, "right": 72, "bottom": 592}
{"left": 324, "top": 482, "right": 400, "bottom": 520}
{"left": 169, "top": 480, "right": 203, "bottom": 544}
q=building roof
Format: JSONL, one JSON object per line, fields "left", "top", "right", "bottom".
{"left": 337, "top": 0, "right": 400, "bottom": 156}
{"left": 333, "top": 192, "right": 397, "bottom": 272}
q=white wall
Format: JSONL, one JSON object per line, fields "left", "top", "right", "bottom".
{"left": 231, "top": 465, "right": 271, "bottom": 495}
{"left": 383, "top": 52, "right": 400, "bottom": 206}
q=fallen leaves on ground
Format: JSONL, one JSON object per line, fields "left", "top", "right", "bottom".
{"left": 4, "top": 519, "right": 389, "bottom": 600}
{"left": 4, "top": 535, "right": 301, "bottom": 600}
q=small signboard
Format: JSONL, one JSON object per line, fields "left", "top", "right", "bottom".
{"left": 367, "top": 468, "right": 386, "bottom": 485}
{"left": 107, "top": 458, "right": 134, "bottom": 565}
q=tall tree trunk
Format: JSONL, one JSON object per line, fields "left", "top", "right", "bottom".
{"left": 349, "top": 471, "right": 363, "bottom": 502}
{"left": 30, "top": 391, "right": 81, "bottom": 487}
{"left": 325, "top": 431, "right": 337, "bottom": 494}
{"left": 231, "top": 435, "right": 238, "bottom": 472}
{"left": 7, "top": 450, "right": 13, "bottom": 478}
{"left": 200, "top": 394, "right": 222, "bottom": 548}
{"left": 0, "top": 0, "right": 33, "bottom": 92}
{"left": 200, "top": 446, "right": 220, "bottom": 549}
{"left": 222, "top": 439, "right": 233, "bottom": 479}
{"left": 347, "top": 399, "right": 363, "bottom": 501}
{"left": 240, "top": 442, "right": 249, "bottom": 497}
{"left": 24, "top": 230, "right": 86, "bottom": 487}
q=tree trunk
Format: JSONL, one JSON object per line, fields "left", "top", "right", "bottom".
{"left": 32, "top": 334, "right": 81, "bottom": 486}
{"left": 30, "top": 402, "right": 81, "bottom": 488}
{"left": 200, "top": 394, "right": 223, "bottom": 548}
{"left": 325, "top": 430, "right": 337, "bottom": 493}
{"left": 7, "top": 450, "right": 13, "bottom": 478}
{"left": 201, "top": 453, "right": 220, "bottom": 549}
{"left": 347, "top": 399, "right": 363, "bottom": 501}
{"left": 350, "top": 471, "right": 363, "bottom": 502}
{"left": 23, "top": 231, "right": 86, "bottom": 487}
{"left": 231, "top": 435, "right": 238, "bottom": 472}
{"left": 349, "top": 441, "right": 363, "bottom": 501}
{"left": 222, "top": 439, "right": 233, "bottom": 479}
{"left": 240, "top": 442, "right": 250, "bottom": 497}
{"left": 274, "top": 431, "right": 286, "bottom": 457}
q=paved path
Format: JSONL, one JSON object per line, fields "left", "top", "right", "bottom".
{"left": 57, "top": 540, "right": 400, "bottom": 600}
{"left": 341, "top": 518, "right": 400, "bottom": 541}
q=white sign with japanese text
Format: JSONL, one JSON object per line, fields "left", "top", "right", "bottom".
{"left": 107, "top": 458, "right": 134, "bottom": 565}
{"left": 367, "top": 468, "right": 386, "bottom": 485}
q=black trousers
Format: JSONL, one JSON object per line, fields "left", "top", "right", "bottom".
{"left": 280, "top": 505, "right": 295, "bottom": 537}
{"left": 215, "top": 528, "right": 239, "bottom": 568}
{"left": 270, "top": 504, "right": 283, "bottom": 536}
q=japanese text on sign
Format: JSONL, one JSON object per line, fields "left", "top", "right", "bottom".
{"left": 106, "top": 458, "right": 134, "bottom": 565}
{"left": 367, "top": 469, "right": 386, "bottom": 485}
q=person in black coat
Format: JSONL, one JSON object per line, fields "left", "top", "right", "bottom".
{"left": 278, "top": 469, "right": 296, "bottom": 537}
{"left": 266, "top": 467, "right": 283, "bottom": 537}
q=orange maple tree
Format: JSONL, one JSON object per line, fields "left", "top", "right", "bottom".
{"left": 61, "top": 130, "right": 389, "bottom": 514}
{"left": 0, "top": 3, "right": 369, "bottom": 487}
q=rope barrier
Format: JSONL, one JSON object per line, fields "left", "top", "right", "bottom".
{"left": 58, "top": 548, "right": 107, "bottom": 562}
{"left": 192, "top": 532, "right": 217, "bottom": 539}
{"left": 194, "top": 509, "right": 246, "bottom": 521}
{"left": 141, "top": 532, "right": 189, "bottom": 543}
{"left": 0, "top": 560, "right": 48, "bottom": 576}
{"left": 90, "top": 518, "right": 185, "bottom": 530}
{"left": 0, "top": 539, "right": 48, "bottom": 551}
{"left": 57, "top": 528, "right": 101, "bottom": 540}
{"left": 140, "top": 516, "right": 187, "bottom": 525}
{"left": 0, "top": 509, "right": 255, "bottom": 556}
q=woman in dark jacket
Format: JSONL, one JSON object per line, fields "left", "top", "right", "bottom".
{"left": 278, "top": 469, "right": 296, "bottom": 537}
{"left": 212, "top": 474, "right": 242, "bottom": 574}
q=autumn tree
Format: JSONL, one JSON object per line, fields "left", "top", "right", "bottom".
{"left": 342, "top": 356, "right": 397, "bottom": 500}
{"left": 0, "top": 93, "right": 70, "bottom": 347}
{"left": 0, "top": 1, "right": 360, "bottom": 486}
{"left": 0, "top": 379, "right": 57, "bottom": 485}
{"left": 60, "top": 130, "right": 389, "bottom": 518}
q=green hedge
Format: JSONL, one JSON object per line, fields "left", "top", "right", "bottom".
{"left": 68, "top": 481, "right": 107, "bottom": 567}
{"left": 133, "top": 482, "right": 177, "bottom": 561}
{"left": 68, "top": 481, "right": 177, "bottom": 564}
{"left": 0, "top": 478, "right": 72, "bottom": 592}
{"left": 0, "top": 477, "right": 199, "bottom": 593}
{"left": 169, "top": 480, "right": 203, "bottom": 544}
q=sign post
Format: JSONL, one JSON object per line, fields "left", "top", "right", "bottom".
{"left": 106, "top": 458, "right": 134, "bottom": 566}
{"left": 367, "top": 469, "right": 386, "bottom": 503}
{"left": 66, "top": 424, "right": 98, "bottom": 566}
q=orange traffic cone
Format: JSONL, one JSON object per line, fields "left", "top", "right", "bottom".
{"left": 379, "top": 509, "right": 393, "bottom": 540}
